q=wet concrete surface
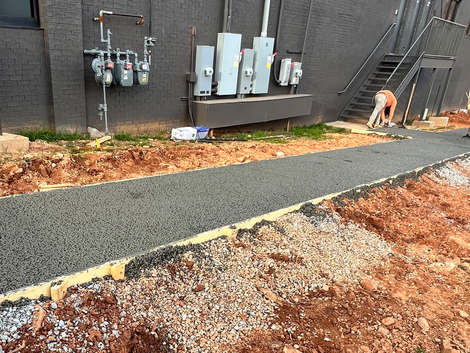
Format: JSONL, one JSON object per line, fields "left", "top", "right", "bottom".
{"left": 1, "top": 128, "right": 470, "bottom": 294}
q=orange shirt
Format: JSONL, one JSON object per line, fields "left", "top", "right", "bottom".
{"left": 377, "top": 90, "right": 397, "bottom": 121}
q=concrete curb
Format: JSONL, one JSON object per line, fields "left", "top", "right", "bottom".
{"left": 1, "top": 151, "right": 468, "bottom": 305}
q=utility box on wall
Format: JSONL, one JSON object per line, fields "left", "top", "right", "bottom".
{"left": 194, "top": 46, "right": 215, "bottom": 97}
{"left": 252, "top": 37, "right": 274, "bottom": 94}
{"left": 215, "top": 33, "right": 242, "bottom": 96}
{"left": 237, "top": 49, "right": 255, "bottom": 95}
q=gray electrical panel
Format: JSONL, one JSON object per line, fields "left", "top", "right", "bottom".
{"left": 194, "top": 45, "right": 215, "bottom": 97}
{"left": 289, "top": 62, "right": 303, "bottom": 85}
{"left": 236, "top": 49, "right": 255, "bottom": 95}
{"left": 215, "top": 33, "right": 242, "bottom": 95}
{"left": 279, "top": 58, "right": 292, "bottom": 86}
{"left": 252, "top": 37, "right": 274, "bottom": 94}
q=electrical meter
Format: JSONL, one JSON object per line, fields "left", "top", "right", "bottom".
{"left": 289, "top": 62, "right": 303, "bottom": 85}
{"left": 204, "top": 67, "right": 213, "bottom": 77}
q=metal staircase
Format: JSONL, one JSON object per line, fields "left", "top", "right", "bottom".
{"left": 338, "top": 17, "right": 465, "bottom": 125}
{"left": 339, "top": 54, "right": 407, "bottom": 123}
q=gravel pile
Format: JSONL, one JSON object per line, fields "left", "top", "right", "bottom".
{"left": 432, "top": 163, "right": 470, "bottom": 188}
{"left": 1, "top": 207, "right": 392, "bottom": 352}
{"left": 102, "top": 210, "right": 392, "bottom": 352}
{"left": 0, "top": 302, "right": 38, "bottom": 343}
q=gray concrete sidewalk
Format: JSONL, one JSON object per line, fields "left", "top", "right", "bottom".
{"left": 1, "top": 128, "right": 470, "bottom": 294}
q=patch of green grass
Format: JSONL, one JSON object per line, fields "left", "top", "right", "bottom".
{"left": 251, "top": 130, "right": 271, "bottom": 139}
{"left": 114, "top": 132, "right": 137, "bottom": 142}
{"left": 290, "top": 123, "right": 347, "bottom": 140}
{"left": 235, "top": 132, "right": 250, "bottom": 140}
{"left": 19, "top": 129, "right": 89, "bottom": 142}
{"left": 415, "top": 346, "right": 425, "bottom": 353}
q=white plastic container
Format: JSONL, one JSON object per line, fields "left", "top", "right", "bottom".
{"left": 171, "top": 127, "right": 197, "bottom": 141}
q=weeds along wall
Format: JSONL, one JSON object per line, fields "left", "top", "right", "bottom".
{"left": 4, "top": 0, "right": 470, "bottom": 133}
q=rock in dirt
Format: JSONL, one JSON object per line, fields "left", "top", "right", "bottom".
{"left": 381, "top": 317, "right": 395, "bottom": 326}
{"left": 440, "top": 338, "right": 459, "bottom": 353}
{"left": 194, "top": 284, "right": 204, "bottom": 292}
{"left": 283, "top": 346, "right": 302, "bottom": 353}
{"left": 458, "top": 310, "right": 469, "bottom": 318}
{"left": 360, "top": 278, "right": 377, "bottom": 291}
{"left": 418, "top": 317, "right": 430, "bottom": 333}
{"left": 31, "top": 305, "right": 46, "bottom": 333}
{"left": 360, "top": 346, "right": 371, "bottom": 353}
{"left": 276, "top": 152, "right": 285, "bottom": 158}
{"left": 377, "top": 326, "right": 390, "bottom": 337}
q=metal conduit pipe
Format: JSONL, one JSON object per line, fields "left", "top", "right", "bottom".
{"left": 417, "top": 0, "right": 433, "bottom": 37}
{"left": 223, "top": 0, "right": 229, "bottom": 32}
{"left": 300, "top": 0, "right": 314, "bottom": 66}
{"left": 390, "top": 0, "right": 408, "bottom": 53}
{"left": 295, "top": 0, "right": 314, "bottom": 94}
{"left": 271, "top": 0, "right": 285, "bottom": 84}
{"left": 261, "top": 0, "right": 271, "bottom": 37}
{"left": 404, "top": 0, "right": 422, "bottom": 53}
{"left": 227, "top": 0, "right": 233, "bottom": 33}
{"left": 188, "top": 26, "right": 196, "bottom": 126}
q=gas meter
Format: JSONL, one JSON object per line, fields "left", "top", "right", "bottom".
{"left": 92, "top": 58, "right": 113, "bottom": 87}
{"left": 114, "top": 61, "right": 133, "bottom": 87}
{"left": 134, "top": 62, "right": 150, "bottom": 85}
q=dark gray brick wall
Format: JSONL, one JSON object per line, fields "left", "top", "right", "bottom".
{"left": 0, "top": 28, "right": 51, "bottom": 131}
{"left": 39, "top": 0, "right": 87, "bottom": 132}
{"left": 3, "top": 0, "right": 470, "bottom": 132}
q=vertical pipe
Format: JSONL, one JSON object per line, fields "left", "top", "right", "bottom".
{"left": 391, "top": 0, "right": 408, "bottom": 53}
{"left": 417, "top": 0, "right": 432, "bottom": 35}
{"left": 436, "top": 68, "right": 453, "bottom": 116}
{"left": 0, "top": 114, "right": 2, "bottom": 136}
{"left": 272, "top": 0, "right": 285, "bottom": 84}
{"left": 404, "top": 0, "right": 422, "bottom": 52}
{"left": 227, "top": 0, "right": 233, "bottom": 33}
{"left": 300, "top": 0, "right": 314, "bottom": 65}
{"left": 223, "top": 0, "right": 229, "bottom": 32}
{"left": 102, "top": 83, "right": 109, "bottom": 135}
{"left": 261, "top": 0, "right": 271, "bottom": 37}
{"left": 420, "top": 68, "right": 438, "bottom": 120}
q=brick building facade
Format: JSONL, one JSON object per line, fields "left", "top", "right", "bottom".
{"left": 1, "top": 0, "right": 469, "bottom": 133}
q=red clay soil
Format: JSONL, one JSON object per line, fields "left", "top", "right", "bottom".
{"left": 441, "top": 110, "right": 470, "bottom": 130}
{"left": 2, "top": 287, "right": 168, "bottom": 353}
{"left": 0, "top": 134, "right": 389, "bottom": 197}
{"left": 237, "top": 172, "right": 470, "bottom": 353}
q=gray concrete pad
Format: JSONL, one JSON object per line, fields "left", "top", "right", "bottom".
{"left": 1, "top": 128, "right": 470, "bottom": 294}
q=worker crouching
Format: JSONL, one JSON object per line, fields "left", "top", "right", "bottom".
{"left": 367, "top": 90, "right": 397, "bottom": 129}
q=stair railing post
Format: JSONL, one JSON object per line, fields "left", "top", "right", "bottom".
{"left": 420, "top": 68, "right": 438, "bottom": 120}
{"left": 436, "top": 67, "right": 453, "bottom": 116}
{"left": 401, "top": 68, "right": 421, "bottom": 127}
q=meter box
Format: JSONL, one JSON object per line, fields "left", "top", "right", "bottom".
{"left": 194, "top": 45, "right": 215, "bottom": 97}
{"left": 279, "top": 58, "right": 292, "bottom": 86}
{"left": 214, "top": 33, "right": 242, "bottom": 96}
{"left": 236, "top": 49, "right": 254, "bottom": 95}
{"left": 133, "top": 62, "right": 150, "bottom": 86}
{"left": 289, "top": 62, "right": 303, "bottom": 85}
{"left": 252, "top": 37, "right": 274, "bottom": 94}
{"left": 92, "top": 58, "right": 114, "bottom": 87}
{"left": 114, "top": 61, "right": 133, "bottom": 87}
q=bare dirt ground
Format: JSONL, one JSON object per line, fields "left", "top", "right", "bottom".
{"left": 0, "top": 133, "right": 390, "bottom": 197}
{"left": 2, "top": 158, "right": 470, "bottom": 353}
{"left": 439, "top": 110, "right": 470, "bottom": 130}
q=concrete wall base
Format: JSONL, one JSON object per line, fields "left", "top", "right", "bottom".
{"left": 0, "top": 133, "right": 29, "bottom": 154}
{"left": 412, "top": 120, "right": 435, "bottom": 129}
{"left": 428, "top": 116, "right": 449, "bottom": 128}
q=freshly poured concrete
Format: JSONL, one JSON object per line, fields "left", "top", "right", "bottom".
{"left": 1, "top": 128, "right": 470, "bottom": 294}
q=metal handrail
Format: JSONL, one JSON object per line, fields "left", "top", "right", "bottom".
{"left": 385, "top": 16, "right": 465, "bottom": 89}
{"left": 337, "top": 23, "right": 396, "bottom": 95}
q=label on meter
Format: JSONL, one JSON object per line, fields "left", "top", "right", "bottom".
{"left": 106, "top": 73, "right": 112, "bottom": 83}
{"left": 266, "top": 55, "right": 273, "bottom": 69}
{"left": 124, "top": 71, "right": 128, "bottom": 80}
{"left": 233, "top": 53, "right": 240, "bottom": 67}
{"left": 142, "top": 73, "right": 147, "bottom": 82}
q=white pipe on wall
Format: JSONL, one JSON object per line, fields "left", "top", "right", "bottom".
{"left": 261, "top": 0, "right": 271, "bottom": 37}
